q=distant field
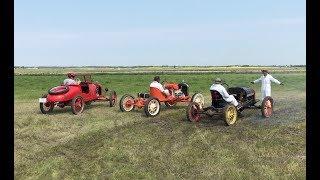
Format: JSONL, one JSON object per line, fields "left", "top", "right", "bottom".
{"left": 14, "top": 66, "right": 305, "bottom": 75}
{"left": 14, "top": 70, "right": 306, "bottom": 179}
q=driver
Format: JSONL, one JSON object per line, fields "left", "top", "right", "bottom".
{"left": 63, "top": 72, "right": 80, "bottom": 85}
{"left": 150, "top": 76, "right": 170, "bottom": 96}
{"left": 210, "top": 78, "right": 242, "bottom": 110}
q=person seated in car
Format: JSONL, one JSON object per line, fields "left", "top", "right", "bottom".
{"left": 210, "top": 78, "right": 242, "bottom": 110}
{"left": 150, "top": 76, "right": 170, "bottom": 96}
{"left": 63, "top": 72, "right": 80, "bottom": 86}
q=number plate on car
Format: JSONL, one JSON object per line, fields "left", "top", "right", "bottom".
{"left": 39, "top": 98, "right": 47, "bottom": 103}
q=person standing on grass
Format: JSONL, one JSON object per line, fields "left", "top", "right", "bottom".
{"left": 251, "top": 69, "right": 284, "bottom": 100}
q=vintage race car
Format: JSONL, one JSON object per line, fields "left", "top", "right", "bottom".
{"left": 119, "top": 81, "right": 205, "bottom": 117}
{"left": 186, "top": 84, "right": 274, "bottom": 125}
{"left": 39, "top": 74, "right": 117, "bottom": 115}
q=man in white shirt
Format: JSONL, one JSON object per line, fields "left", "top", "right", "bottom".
{"left": 63, "top": 72, "right": 80, "bottom": 86}
{"left": 251, "top": 70, "right": 283, "bottom": 100}
{"left": 150, "top": 76, "right": 170, "bottom": 96}
{"left": 210, "top": 78, "right": 239, "bottom": 108}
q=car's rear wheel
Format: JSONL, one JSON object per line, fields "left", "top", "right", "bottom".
{"left": 223, "top": 104, "right": 238, "bottom": 126}
{"left": 71, "top": 96, "right": 85, "bottom": 115}
{"left": 39, "top": 94, "right": 54, "bottom": 114}
{"left": 119, "top": 94, "right": 135, "bottom": 112}
{"left": 109, "top": 90, "right": 117, "bottom": 107}
{"left": 191, "top": 93, "right": 205, "bottom": 108}
{"left": 186, "top": 102, "right": 201, "bottom": 122}
{"left": 261, "top": 96, "right": 274, "bottom": 118}
{"left": 144, "top": 97, "right": 161, "bottom": 117}
{"left": 165, "top": 101, "right": 177, "bottom": 107}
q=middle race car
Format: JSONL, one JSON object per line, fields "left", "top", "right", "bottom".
{"left": 119, "top": 81, "right": 204, "bottom": 117}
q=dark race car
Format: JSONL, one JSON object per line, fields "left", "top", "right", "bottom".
{"left": 186, "top": 83, "right": 274, "bottom": 125}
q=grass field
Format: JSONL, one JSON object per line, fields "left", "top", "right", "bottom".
{"left": 14, "top": 66, "right": 305, "bottom": 75}
{"left": 14, "top": 70, "right": 306, "bottom": 179}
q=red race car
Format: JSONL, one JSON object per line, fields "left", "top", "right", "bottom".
{"left": 119, "top": 81, "right": 204, "bottom": 117}
{"left": 39, "top": 74, "right": 117, "bottom": 115}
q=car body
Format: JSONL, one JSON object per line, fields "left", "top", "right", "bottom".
{"left": 39, "top": 74, "right": 117, "bottom": 115}
{"left": 119, "top": 81, "right": 204, "bottom": 116}
{"left": 186, "top": 85, "right": 274, "bottom": 125}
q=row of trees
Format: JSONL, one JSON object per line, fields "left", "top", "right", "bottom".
{"left": 14, "top": 65, "right": 305, "bottom": 68}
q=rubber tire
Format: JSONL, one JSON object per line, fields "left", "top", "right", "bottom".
{"left": 191, "top": 93, "right": 205, "bottom": 107}
{"left": 186, "top": 102, "right": 201, "bottom": 122}
{"left": 144, "top": 97, "right": 161, "bottom": 117}
{"left": 165, "top": 101, "right": 177, "bottom": 108}
{"left": 48, "top": 86, "right": 69, "bottom": 95}
{"left": 39, "top": 94, "right": 54, "bottom": 114}
{"left": 261, "top": 96, "right": 274, "bottom": 118}
{"left": 109, "top": 90, "right": 117, "bottom": 107}
{"left": 119, "top": 94, "right": 135, "bottom": 112}
{"left": 223, "top": 104, "right": 238, "bottom": 126}
{"left": 71, "top": 96, "right": 85, "bottom": 115}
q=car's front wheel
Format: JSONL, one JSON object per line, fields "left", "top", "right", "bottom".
{"left": 261, "top": 96, "right": 274, "bottom": 118}
{"left": 223, "top": 104, "right": 238, "bottom": 126}
{"left": 144, "top": 97, "right": 161, "bottom": 117}
{"left": 191, "top": 93, "right": 205, "bottom": 108}
{"left": 186, "top": 102, "right": 201, "bottom": 122}
{"left": 119, "top": 94, "right": 135, "bottom": 112}
{"left": 71, "top": 96, "right": 85, "bottom": 115}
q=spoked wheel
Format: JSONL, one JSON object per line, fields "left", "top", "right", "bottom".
{"left": 39, "top": 94, "right": 54, "bottom": 114}
{"left": 144, "top": 97, "right": 161, "bottom": 117}
{"left": 186, "top": 102, "right": 202, "bottom": 122}
{"left": 165, "top": 101, "right": 177, "bottom": 108}
{"left": 191, "top": 93, "right": 205, "bottom": 108}
{"left": 119, "top": 94, "right": 135, "bottom": 112}
{"left": 261, "top": 96, "right": 274, "bottom": 118}
{"left": 71, "top": 96, "right": 85, "bottom": 115}
{"left": 109, "top": 90, "right": 117, "bottom": 107}
{"left": 223, "top": 104, "right": 238, "bottom": 126}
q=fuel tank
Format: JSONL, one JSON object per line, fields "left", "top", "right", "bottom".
{"left": 46, "top": 85, "right": 81, "bottom": 102}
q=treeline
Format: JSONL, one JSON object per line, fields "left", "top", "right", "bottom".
{"left": 14, "top": 65, "right": 306, "bottom": 68}
{"left": 15, "top": 70, "right": 306, "bottom": 76}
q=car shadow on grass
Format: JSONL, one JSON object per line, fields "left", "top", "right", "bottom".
{"left": 184, "top": 114, "right": 232, "bottom": 127}
{"left": 36, "top": 107, "right": 73, "bottom": 115}
{"left": 115, "top": 104, "right": 187, "bottom": 115}
{"left": 36, "top": 102, "right": 116, "bottom": 115}
{"left": 84, "top": 103, "right": 114, "bottom": 110}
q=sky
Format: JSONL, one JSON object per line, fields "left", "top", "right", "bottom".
{"left": 14, "top": 0, "right": 305, "bottom": 66}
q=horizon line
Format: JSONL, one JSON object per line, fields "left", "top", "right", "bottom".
{"left": 14, "top": 64, "right": 306, "bottom": 68}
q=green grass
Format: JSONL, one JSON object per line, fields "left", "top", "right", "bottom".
{"left": 14, "top": 72, "right": 306, "bottom": 179}
{"left": 14, "top": 66, "right": 305, "bottom": 75}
